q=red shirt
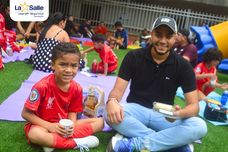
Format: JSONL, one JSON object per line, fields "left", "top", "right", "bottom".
{"left": 94, "top": 43, "right": 118, "bottom": 66}
{"left": 94, "top": 25, "right": 107, "bottom": 35}
{"left": 25, "top": 74, "right": 83, "bottom": 123}
{"left": 194, "top": 62, "right": 216, "bottom": 95}
{"left": 0, "top": 13, "right": 5, "bottom": 30}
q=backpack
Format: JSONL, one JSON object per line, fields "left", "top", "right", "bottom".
{"left": 204, "top": 103, "right": 227, "bottom": 123}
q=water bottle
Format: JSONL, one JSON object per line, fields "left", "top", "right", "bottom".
{"left": 140, "top": 137, "right": 151, "bottom": 152}
{"left": 221, "top": 90, "right": 228, "bottom": 106}
{"left": 141, "top": 41, "right": 146, "bottom": 48}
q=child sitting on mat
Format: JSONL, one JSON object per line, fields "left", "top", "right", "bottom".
{"left": 21, "top": 42, "right": 104, "bottom": 152}
{"left": 194, "top": 48, "right": 228, "bottom": 100}
{"left": 81, "top": 34, "right": 118, "bottom": 76}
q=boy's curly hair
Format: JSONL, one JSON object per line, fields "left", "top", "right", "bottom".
{"left": 203, "top": 48, "right": 223, "bottom": 64}
{"left": 52, "top": 42, "right": 81, "bottom": 62}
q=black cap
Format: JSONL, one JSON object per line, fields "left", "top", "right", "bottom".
{"left": 179, "top": 29, "right": 192, "bottom": 43}
{"left": 179, "top": 29, "right": 190, "bottom": 38}
{"left": 151, "top": 16, "right": 177, "bottom": 33}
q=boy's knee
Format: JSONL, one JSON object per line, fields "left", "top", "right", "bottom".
{"left": 28, "top": 127, "right": 46, "bottom": 143}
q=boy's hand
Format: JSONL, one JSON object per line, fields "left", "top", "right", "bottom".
{"left": 209, "top": 73, "right": 216, "bottom": 79}
{"left": 221, "top": 83, "right": 228, "bottom": 90}
{"left": 116, "top": 39, "right": 123, "bottom": 45}
{"left": 81, "top": 52, "right": 85, "bottom": 58}
{"left": 47, "top": 122, "right": 61, "bottom": 133}
{"left": 46, "top": 122, "right": 74, "bottom": 137}
{"left": 24, "top": 32, "right": 30, "bottom": 38}
{"left": 58, "top": 123, "right": 74, "bottom": 137}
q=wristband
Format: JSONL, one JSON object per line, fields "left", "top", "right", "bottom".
{"left": 106, "top": 97, "right": 119, "bottom": 104}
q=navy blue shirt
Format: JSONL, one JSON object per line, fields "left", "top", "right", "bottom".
{"left": 114, "top": 29, "right": 128, "bottom": 49}
{"left": 118, "top": 46, "right": 196, "bottom": 108}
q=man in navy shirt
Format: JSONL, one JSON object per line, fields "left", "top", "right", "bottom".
{"left": 114, "top": 21, "right": 128, "bottom": 49}
{"left": 105, "top": 17, "right": 207, "bottom": 152}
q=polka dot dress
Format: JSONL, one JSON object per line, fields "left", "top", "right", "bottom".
{"left": 32, "top": 38, "right": 59, "bottom": 73}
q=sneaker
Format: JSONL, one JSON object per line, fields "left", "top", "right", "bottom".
{"left": 106, "top": 134, "right": 135, "bottom": 152}
{"left": 74, "top": 135, "right": 99, "bottom": 151}
{"left": 106, "top": 133, "right": 124, "bottom": 152}
{"left": 193, "top": 139, "right": 202, "bottom": 144}
{"left": 189, "top": 144, "right": 194, "bottom": 152}
{"left": 42, "top": 147, "right": 54, "bottom": 152}
{"left": 166, "top": 144, "right": 194, "bottom": 152}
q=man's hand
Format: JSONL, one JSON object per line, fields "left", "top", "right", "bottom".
{"left": 165, "top": 105, "right": 181, "bottom": 122}
{"left": 106, "top": 99, "right": 124, "bottom": 124}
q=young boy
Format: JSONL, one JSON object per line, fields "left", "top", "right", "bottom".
{"left": 82, "top": 34, "right": 118, "bottom": 75}
{"left": 107, "top": 21, "right": 128, "bottom": 50}
{"left": 21, "top": 42, "right": 104, "bottom": 152}
{"left": 194, "top": 48, "right": 228, "bottom": 100}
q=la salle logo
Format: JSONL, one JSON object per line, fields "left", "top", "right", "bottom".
{"left": 15, "top": 2, "right": 44, "bottom": 12}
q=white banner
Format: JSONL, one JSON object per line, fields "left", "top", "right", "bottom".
{"left": 10, "top": 0, "right": 49, "bottom": 21}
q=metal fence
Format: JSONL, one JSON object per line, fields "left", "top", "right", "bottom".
{"left": 49, "top": 0, "right": 228, "bottom": 35}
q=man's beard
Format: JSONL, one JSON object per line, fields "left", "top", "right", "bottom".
{"left": 153, "top": 43, "right": 170, "bottom": 56}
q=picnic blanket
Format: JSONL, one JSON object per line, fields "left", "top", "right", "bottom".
{"left": 0, "top": 70, "right": 129, "bottom": 121}
{"left": 3, "top": 47, "right": 34, "bottom": 63}
{"left": 176, "top": 87, "right": 228, "bottom": 126}
{"left": 70, "top": 37, "right": 92, "bottom": 43}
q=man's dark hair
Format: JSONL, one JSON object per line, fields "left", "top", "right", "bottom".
{"left": 52, "top": 42, "right": 81, "bottom": 62}
{"left": 203, "top": 48, "right": 223, "bottom": 64}
{"left": 92, "top": 34, "right": 106, "bottom": 43}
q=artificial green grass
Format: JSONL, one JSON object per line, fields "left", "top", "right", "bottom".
{"left": 0, "top": 62, "right": 33, "bottom": 103}
{"left": 0, "top": 49, "right": 228, "bottom": 152}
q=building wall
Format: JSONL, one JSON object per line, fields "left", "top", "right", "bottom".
{"left": 49, "top": 0, "right": 228, "bottom": 36}
{"left": 137, "top": 0, "right": 228, "bottom": 15}
{"left": 185, "top": 0, "right": 228, "bottom": 7}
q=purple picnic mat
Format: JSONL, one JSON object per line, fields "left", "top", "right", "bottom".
{"left": 70, "top": 37, "right": 92, "bottom": 43}
{"left": 0, "top": 70, "right": 129, "bottom": 121}
{"left": 3, "top": 47, "right": 34, "bottom": 63}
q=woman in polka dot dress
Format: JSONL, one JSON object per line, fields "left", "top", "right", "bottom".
{"left": 32, "top": 12, "right": 70, "bottom": 72}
